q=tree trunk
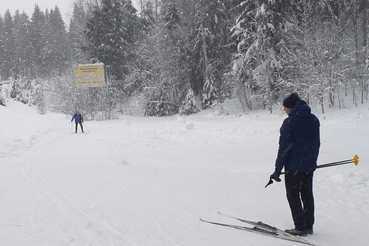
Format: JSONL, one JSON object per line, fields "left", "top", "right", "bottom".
{"left": 329, "top": 77, "right": 334, "bottom": 107}
{"left": 337, "top": 86, "right": 341, "bottom": 109}
{"left": 353, "top": 89, "right": 357, "bottom": 107}
{"left": 317, "top": 92, "right": 325, "bottom": 114}
{"left": 361, "top": 0, "right": 367, "bottom": 103}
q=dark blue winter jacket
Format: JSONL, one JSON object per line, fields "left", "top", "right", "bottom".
{"left": 71, "top": 113, "right": 83, "bottom": 123}
{"left": 275, "top": 100, "right": 320, "bottom": 172}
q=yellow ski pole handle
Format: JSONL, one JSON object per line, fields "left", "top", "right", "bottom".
{"left": 353, "top": 154, "right": 359, "bottom": 166}
{"left": 311, "top": 154, "right": 359, "bottom": 170}
{"left": 266, "top": 155, "right": 360, "bottom": 188}
{"left": 272, "top": 155, "right": 360, "bottom": 185}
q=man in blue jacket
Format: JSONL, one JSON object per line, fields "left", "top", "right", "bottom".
{"left": 270, "top": 92, "right": 320, "bottom": 236}
{"left": 71, "top": 110, "right": 84, "bottom": 133}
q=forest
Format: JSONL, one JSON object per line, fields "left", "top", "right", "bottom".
{"left": 0, "top": 0, "right": 368, "bottom": 118}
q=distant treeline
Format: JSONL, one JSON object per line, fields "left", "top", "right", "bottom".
{"left": 0, "top": 0, "right": 368, "bottom": 117}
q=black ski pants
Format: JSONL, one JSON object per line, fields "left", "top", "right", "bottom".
{"left": 75, "top": 121, "right": 84, "bottom": 133}
{"left": 285, "top": 171, "right": 314, "bottom": 231}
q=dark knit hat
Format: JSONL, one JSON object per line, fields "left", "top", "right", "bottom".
{"left": 283, "top": 92, "right": 301, "bottom": 108}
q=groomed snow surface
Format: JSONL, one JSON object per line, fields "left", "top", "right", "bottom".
{"left": 0, "top": 100, "right": 368, "bottom": 246}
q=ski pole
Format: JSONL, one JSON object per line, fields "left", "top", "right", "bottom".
{"left": 82, "top": 122, "right": 89, "bottom": 133}
{"left": 265, "top": 155, "right": 359, "bottom": 188}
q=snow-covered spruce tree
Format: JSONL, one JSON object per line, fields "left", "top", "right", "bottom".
{"left": 41, "top": 7, "right": 70, "bottom": 77}
{"left": 29, "top": 5, "right": 46, "bottom": 78}
{"left": 0, "top": 14, "right": 3, "bottom": 79}
{"left": 179, "top": 88, "right": 199, "bottom": 115}
{"left": 0, "top": 15, "right": 5, "bottom": 80}
{"left": 31, "top": 78, "right": 46, "bottom": 114}
{"left": 84, "top": 0, "right": 140, "bottom": 117}
{"left": 12, "top": 11, "right": 32, "bottom": 78}
{"left": 44, "top": 75, "right": 72, "bottom": 114}
{"left": 85, "top": 0, "right": 139, "bottom": 80}
{"left": 69, "top": 2, "right": 90, "bottom": 64}
{"left": 351, "top": 0, "right": 368, "bottom": 105}
{"left": 124, "top": 1, "right": 157, "bottom": 101}
{"left": 0, "top": 76, "right": 6, "bottom": 106}
{"left": 192, "top": 0, "right": 232, "bottom": 109}
{"left": 0, "top": 10, "right": 15, "bottom": 80}
{"left": 0, "top": 90, "right": 5, "bottom": 106}
{"left": 9, "top": 77, "right": 42, "bottom": 106}
{"left": 139, "top": 0, "right": 190, "bottom": 116}
{"left": 140, "top": 0, "right": 156, "bottom": 33}
{"left": 232, "top": 0, "right": 303, "bottom": 112}
{"left": 295, "top": 0, "right": 357, "bottom": 113}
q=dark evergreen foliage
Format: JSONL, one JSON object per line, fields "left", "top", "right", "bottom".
{"left": 192, "top": 0, "right": 233, "bottom": 109}
{"left": 41, "top": 7, "right": 70, "bottom": 76}
{"left": 0, "top": 11, "right": 15, "bottom": 80}
{"left": 0, "top": 0, "right": 368, "bottom": 116}
{"left": 12, "top": 11, "right": 32, "bottom": 78}
{"left": 29, "top": 5, "right": 46, "bottom": 77}
{"left": 179, "top": 88, "right": 200, "bottom": 115}
{"left": 69, "top": 3, "right": 89, "bottom": 64}
{"left": 85, "top": 0, "right": 139, "bottom": 80}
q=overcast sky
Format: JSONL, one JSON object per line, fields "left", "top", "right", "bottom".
{"left": 1, "top": 0, "right": 140, "bottom": 24}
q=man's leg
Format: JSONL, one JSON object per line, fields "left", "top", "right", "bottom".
{"left": 80, "top": 122, "right": 84, "bottom": 132}
{"left": 285, "top": 172, "right": 305, "bottom": 231}
{"left": 301, "top": 171, "right": 314, "bottom": 231}
{"left": 75, "top": 122, "right": 78, "bottom": 133}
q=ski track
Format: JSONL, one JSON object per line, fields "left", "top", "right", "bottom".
{"left": 2, "top": 103, "right": 368, "bottom": 246}
{"left": 19, "top": 127, "right": 179, "bottom": 246}
{"left": 82, "top": 179, "right": 177, "bottom": 246}
{"left": 20, "top": 130, "right": 138, "bottom": 246}
{"left": 117, "top": 183, "right": 177, "bottom": 246}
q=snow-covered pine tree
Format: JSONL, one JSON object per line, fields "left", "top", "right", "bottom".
{"left": 0, "top": 15, "right": 5, "bottom": 80}
{"left": 192, "top": 0, "right": 232, "bottom": 109}
{"left": 12, "top": 11, "right": 32, "bottom": 78}
{"left": 0, "top": 11, "right": 15, "bottom": 80}
{"left": 85, "top": 0, "right": 139, "bottom": 80}
{"left": 162, "top": 1, "right": 180, "bottom": 32}
{"left": 9, "top": 77, "right": 41, "bottom": 105}
{"left": 83, "top": 0, "right": 141, "bottom": 117}
{"left": 140, "top": 0, "right": 156, "bottom": 33}
{"left": 232, "top": 0, "right": 302, "bottom": 112}
{"left": 41, "top": 7, "right": 70, "bottom": 77}
{"left": 69, "top": 2, "right": 90, "bottom": 64}
{"left": 0, "top": 88, "right": 5, "bottom": 106}
{"left": 141, "top": 0, "right": 190, "bottom": 116}
{"left": 179, "top": 88, "right": 199, "bottom": 115}
{"left": 29, "top": 5, "right": 46, "bottom": 78}
{"left": 296, "top": 0, "right": 357, "bottom": 112}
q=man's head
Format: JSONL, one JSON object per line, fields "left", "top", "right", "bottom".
{"left": 283, "top": 92, "right": 300, "bottom": 108}
{"left": 283, "top": 92, "right": 300, "bottom": 114}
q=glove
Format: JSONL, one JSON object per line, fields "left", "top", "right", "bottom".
{"left": 270, "top": 170, "right": 281, "bottom": 182}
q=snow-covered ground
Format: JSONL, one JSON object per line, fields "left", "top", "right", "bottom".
{"left": 0, "top": 100, "right": 368, "bottom": 246}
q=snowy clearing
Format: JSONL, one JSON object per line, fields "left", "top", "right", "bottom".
{"left": 0, "top": 101, "right": 368, "bottom": 246}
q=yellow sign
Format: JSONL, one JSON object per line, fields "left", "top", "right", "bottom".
{"left": 74, "top": 63, "right": 106, "bottom": 87}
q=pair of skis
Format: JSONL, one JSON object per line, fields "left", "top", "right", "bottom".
{"left": 200, "top": 212, "right": 317, "bottom": 246}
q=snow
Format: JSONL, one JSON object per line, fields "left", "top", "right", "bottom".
{"left": 0, "top": 100, "right": 368, "bottom": 246}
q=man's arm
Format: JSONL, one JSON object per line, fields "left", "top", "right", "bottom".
{"left": 275, "top": 118, "right": 294, "bottom": 172}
